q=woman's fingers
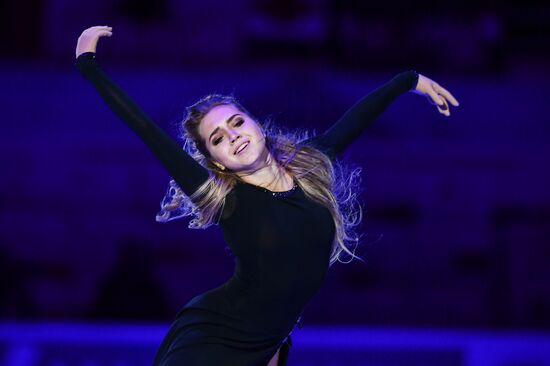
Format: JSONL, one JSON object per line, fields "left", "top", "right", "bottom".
{"left": 428, "top": 83, "right": 461, "bottom": 117}
{"left": 426, "top": 87, "right": 445, "bottom": 107}
{"left": 414, "top": 74, "right": 458, "bottom": 117}
{"left": 425, "top": 90, "right": 451, "bottom": 116}
{"left": 83, "top": 26, "right": 112, "bottom": 35}
{"left": 78, "top": 26, "right": 112, "bottom": 40}
{"left": 437, "top": 98, "right": 450, "bottom": 116}
{"left": 75, "top": 25, "right": 113, "bottom": 58}
{"left": 434, "top": 84, "right": 459, "bottom": 106}
{"left": 92, "top": 26, "right": 112, "bottom": 34}
{"left": 427, "top": 94, "right": 449, "bottom": 114}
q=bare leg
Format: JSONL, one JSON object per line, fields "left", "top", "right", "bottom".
{"left": 267, "top": 347, "right": 281, "bottom": 366}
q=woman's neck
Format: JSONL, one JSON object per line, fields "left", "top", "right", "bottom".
{"left": 236, "top": 153, "right": 294, "bottom": 192}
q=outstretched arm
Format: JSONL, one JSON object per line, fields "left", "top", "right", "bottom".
{"left": 74, "top": 26, "right": 209, "bottom": 197}
{"left": 304, "top": 70, "right": 459, "bottom": 158}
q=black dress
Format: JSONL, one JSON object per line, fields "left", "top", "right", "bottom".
{"left": 75, "top": 52, "right": 418, "bottom": 366}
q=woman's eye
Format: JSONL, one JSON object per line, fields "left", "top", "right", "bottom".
{"left": 212, "top": 119, "right": 243, "bottom": 146}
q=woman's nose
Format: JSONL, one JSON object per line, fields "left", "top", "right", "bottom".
{"left": 229, "top": 131, "right": 240, "bottom": 143}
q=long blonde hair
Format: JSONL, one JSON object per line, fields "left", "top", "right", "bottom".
{"left": 156, "top": 94, "right": 365, "bottom": 266}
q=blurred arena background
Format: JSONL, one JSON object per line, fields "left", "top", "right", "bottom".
{"left": 1, "top": 0, "right": 549, "bottom": 365}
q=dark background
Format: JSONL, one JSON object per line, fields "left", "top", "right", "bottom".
{"left": 1, "top": 0, "right": 549, "bottom": 332}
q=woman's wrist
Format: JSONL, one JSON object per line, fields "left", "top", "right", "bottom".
{"left": 409, "top": 70, "right": 419, "bottom": 92}
{"left": 76, "top": 51, "right": 96, "bottom": 60}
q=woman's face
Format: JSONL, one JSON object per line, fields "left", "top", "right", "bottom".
{"left": 198, "top": 104, "right": 268, "bottom": 172}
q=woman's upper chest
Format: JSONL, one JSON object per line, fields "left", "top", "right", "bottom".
{"left": 220, "top": 183, "right": 335, "bottom": 250}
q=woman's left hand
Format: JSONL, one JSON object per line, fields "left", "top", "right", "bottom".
{"left": 412, "top": 74, "right": 460, "bottom": 117}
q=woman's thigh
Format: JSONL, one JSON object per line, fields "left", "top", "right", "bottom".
{"left": 267, "top": 348, "right": 280, "bottom": 366}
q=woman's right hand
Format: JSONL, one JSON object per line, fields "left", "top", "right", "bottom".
{"left": 75, "top": 25, "right": 113, "bottom": 59}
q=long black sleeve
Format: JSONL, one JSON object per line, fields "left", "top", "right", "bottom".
{"left": 74, "top": 52, "right": 209, "bottom": 197}
{"left": 304, "top": 70, "right": 419, "bottom": 158}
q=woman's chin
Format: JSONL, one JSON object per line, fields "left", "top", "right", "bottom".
{"left": 229, "top": 145, "right": 269, "bottom": 171}
{"left": 235, "top": 156, "right": 267, "bottom": 173}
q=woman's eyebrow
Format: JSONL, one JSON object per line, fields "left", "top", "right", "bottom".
{"left": 209, "top": 114, "right": 241, "bottom": 142}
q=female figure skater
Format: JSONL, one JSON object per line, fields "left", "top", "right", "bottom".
{"left": 75, "top": 25, "right": 459, "bottom": 366}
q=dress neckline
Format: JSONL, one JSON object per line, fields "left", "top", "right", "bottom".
{"left": 239, "top": 177, "right": 299, "bottom": 198}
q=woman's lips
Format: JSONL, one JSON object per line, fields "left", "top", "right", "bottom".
{"left": 234, "top": 141, "right": 250, "bottom": 155}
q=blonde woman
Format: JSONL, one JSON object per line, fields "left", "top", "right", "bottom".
{"left": 75, "top": 25, "right": 459, "bottom": 366}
